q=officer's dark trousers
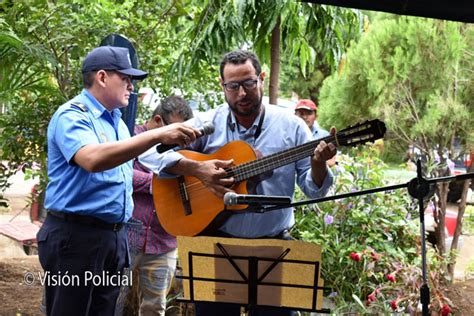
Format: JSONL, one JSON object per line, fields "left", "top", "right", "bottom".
{"left": 37, "top": 214, "right": 128, "bottom": 316}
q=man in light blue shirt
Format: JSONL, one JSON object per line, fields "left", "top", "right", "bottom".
{"left": 37, "top": 46, "right": 200, "bottom": 316}
{"left": 141, "top": 51, "right": 336, "bottom": 240}
{"left": 140, "top": 50, "right": 336, "bottom": 316}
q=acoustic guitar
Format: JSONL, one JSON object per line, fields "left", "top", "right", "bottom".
{"left": 152, "top": 119, "right": 386, "bottom": 236}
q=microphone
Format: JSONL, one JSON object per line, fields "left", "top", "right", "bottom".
{"left": 156, "top": 122, "right": 215, "bottom": 153}
{"left": 223, "top": 192, "right": 292, "bottom": 206}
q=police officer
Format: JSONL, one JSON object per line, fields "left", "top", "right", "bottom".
{"left": 37, "top": 46, "right": 199, "bottom": 316}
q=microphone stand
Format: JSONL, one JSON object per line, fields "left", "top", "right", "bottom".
{"left": 407, "top": 160, "right": 432, "bottom": 316}
{"left": 247, "top": 161, "right": 473, "bottom": 316}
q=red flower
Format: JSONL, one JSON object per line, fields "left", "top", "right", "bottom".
{"left": 367, "top": 292, "right": 376, "bottom": 303}
{"left": 390, "top": 300, "right": 398, "bottom": 310}
{"left": 386, "top": 273, "right": 396, "bottom": 282}
{"left": 365, "top": 287, "right": 381, "bottom": 306}
{"left": 350, "top": 252, "right": 361, "bottom": 262}
{"left": 441, "top": 304, "right": 451, "bottom": 315}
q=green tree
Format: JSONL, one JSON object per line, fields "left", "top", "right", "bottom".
{"left": 0, "top": 0, "right": 215, "bottom": 197}
{"left": 318, "top": 16, "right": 474, "bottom": 273}
{"left": 172, "top": 0, "right": 361, "bottom": 104}
{"left": 0, "top": 15, "right": 62, "bottom": 194}
{"left": 0, "top": 0, "right": 364, "bottom": 199}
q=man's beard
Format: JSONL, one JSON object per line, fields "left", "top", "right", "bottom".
{"left": 226, "top": 94, "right": 263, "bottom": 117}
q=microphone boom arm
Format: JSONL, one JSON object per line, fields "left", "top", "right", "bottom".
{"left": 256, "top": 172, "right": 473, "bottom": 213}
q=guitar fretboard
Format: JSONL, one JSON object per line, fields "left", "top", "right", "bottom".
{"left": 226, "top": 135, "right": 334, "bottom": 182}
{"left": 224, "top": 119, "right": 384, "bottom": 183}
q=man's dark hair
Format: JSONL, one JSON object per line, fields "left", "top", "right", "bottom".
{"left": 82, "top": 70, "right": 117, "bottom": 88}
{"left": 82, "top": 71, "right": 96, "bottom": 88}
{"left": 152, "top": 95, "right": 193, "bottom": 124}
{"left": 219, "top": 50, "right": 262, "bottom": 80}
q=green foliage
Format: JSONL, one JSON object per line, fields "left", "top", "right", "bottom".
{"left": 317, "top": 17, "right": 472, "bottom": 268}
{"left": 318, "top": 16, "right": 473, "bottom": 163}
{"left": 279, "top": 9, "right": 364, "bottom": 102}
{"left": 465, "top": 258, "right": 474, "bottom": 279}
{"left": 464, "top": 205, "right": 474, "bottom": 235}
{"left": 174, "top": 0, "right": 361, "bottom": 100}
{"left": 0, "top": 11, "right": 64, "bottom": 191}
{"left": 0, "top": 0, "right": 221, "bottom": 194}
{"left": 292, "top": 147, "right": 451, "bottom": 313}
{"left": 0, "top": 1, "right": 363, "bottom": 194}
{"left": 379, "top": 140, "right": 406, "bottom": 165}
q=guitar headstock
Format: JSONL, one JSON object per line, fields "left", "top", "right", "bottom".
{"left": 337, "top": 119, "right": 386, "bottom": 147}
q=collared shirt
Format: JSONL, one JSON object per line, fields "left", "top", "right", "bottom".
{"left": 311, "top": 122, "right": 330, "bottom": 139}
{"left": 140, "top": 103, "right": 333, "bottom": 238}
{"left": 44, "top": 89, "right": 133, "bottom": 223}
{"left": 130, "top": 124, "right": 177, "bottom": 254}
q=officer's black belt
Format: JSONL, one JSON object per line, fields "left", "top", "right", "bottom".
{"left": 47, "top": 210, "right": 124, "bottom": 232}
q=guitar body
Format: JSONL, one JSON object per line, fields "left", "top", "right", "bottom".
{"left": 152, "top": 140, "right": 257, "bottom": 237}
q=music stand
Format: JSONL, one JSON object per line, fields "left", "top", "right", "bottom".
{"left": 176, "top": 236, "right": 331, "bottom": 314}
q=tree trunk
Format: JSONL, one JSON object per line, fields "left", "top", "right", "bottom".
{"left": 447, "top": 163, "right": 473, "bottom": 278}
{"left": 269, "top": 17, "right": 280, "bottom": 105}
{"left": 435, "top": 182, "right": 449, "bottom": 256}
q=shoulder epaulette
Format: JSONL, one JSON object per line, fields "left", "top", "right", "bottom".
{"left": 70, "top": 102, "right": 88, "bottom": 112}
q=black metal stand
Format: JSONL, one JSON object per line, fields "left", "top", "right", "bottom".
{"left": 252, "top": 171, "right": 472, "bottom": 214}
{"left": 251, "top": 163, "right": 473, "bottom": 316}
{"left": 178, "top": 242, "right": 331, "bottom": 314}
{"left": 406, "top": 160, "right": 433, "bottom": 316}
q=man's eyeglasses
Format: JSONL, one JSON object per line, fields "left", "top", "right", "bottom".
{"left": 223, "top": 79, "right": 259, "bottom": 92}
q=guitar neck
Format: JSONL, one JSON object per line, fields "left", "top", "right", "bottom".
{"left": 224, "top": 119, "right": 386, "bottom": 183}
{"left": 227, "top": 135, "right": 335, "bottom": 183}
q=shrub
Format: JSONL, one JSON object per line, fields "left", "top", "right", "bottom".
{"left": 292, "top": 146, "right": 452, "bottom": 313}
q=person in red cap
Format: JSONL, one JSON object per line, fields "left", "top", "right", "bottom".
{"left": 294, "top": 99, "right": 330, "bottom": 139}
{"left": 295, "top": 99, "right": 337, "bottom": 168}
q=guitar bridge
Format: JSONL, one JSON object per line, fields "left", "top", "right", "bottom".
{"left": 178, "top": 176, "right": 192, "bottom": 216}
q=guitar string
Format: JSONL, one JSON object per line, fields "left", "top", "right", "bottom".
{"left": 178, "top": 131, "right": 376, "bottom": 194}
{"left": 179, "top": 135, "right": 336, "bottom": 192}
{"left": 237, "top": 129, "right": 377, "bottom": 177}
{"left": 172, "top": 145, "right": 317, "bottom": 195}
{"left": 197, "top": 129, "right": 374, "bottom": 183}
{"left": 178, "top": 127, "right": 379, "bottom": 194}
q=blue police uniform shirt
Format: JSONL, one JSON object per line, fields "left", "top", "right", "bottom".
{"left": 44, "top": 89, "right": 133, "bottom": 223}
{"left": 140, "top": 103, "right": 333, "bottom": 238}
